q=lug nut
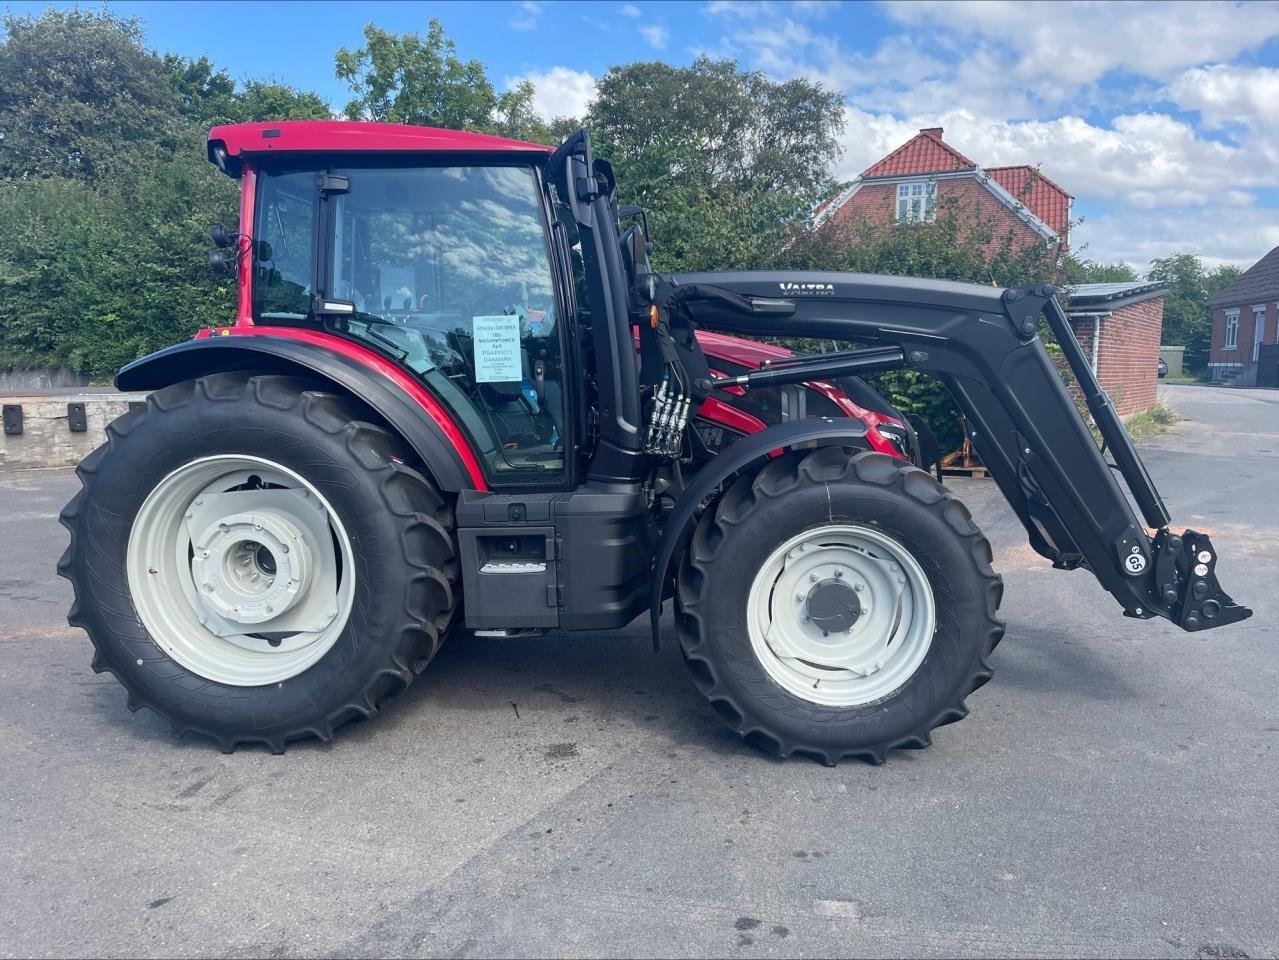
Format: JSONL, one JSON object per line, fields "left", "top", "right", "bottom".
{"left": 834, "top": 570, "right": 843, "bottom": 578}
{"left": 854, "top": 582, "right": 864, "bottom": 592}
{"left": 810, "top": 573, "right": 819, "bottom": 583}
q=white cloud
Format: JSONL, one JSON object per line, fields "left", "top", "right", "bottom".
{"left": 620, "top": 3, "right": 642, "bottom": 16}
{"left": 507, "top": 66, "right": 597, "bottom": 120}
{"left": 883, "top": 1, "right": 1279, "bottom": 87}
{"left": 835, "top": 106, "right": 1265, "bottom": 198}
{"left": 1075, "top": 204, "right": 1279, "bottom": 270}
{"left": 1167, "top": 64, "right": 1279, "bottom": 130}
{"left": 640, "top": 23, "right": 670, "bottom": 49}
{"left": 509, "top": 0, "right": 542, "bottom": 31}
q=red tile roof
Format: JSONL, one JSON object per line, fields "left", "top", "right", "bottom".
{"left": 985, "top": 166, "right": 1072, "bottom": 237}
{"left": 860, "top": 129, "right": 976, "bottom": 179}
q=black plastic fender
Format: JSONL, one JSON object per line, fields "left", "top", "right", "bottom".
{"left": 116, "top": 336, "right": 477, "bottom": 491}
{"left": 648, "top": 419, "right": 872, "bottom": 645}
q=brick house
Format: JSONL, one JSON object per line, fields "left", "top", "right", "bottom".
{"left": 1066, "top": 282, "right": 1168, "bottom": 416}
{"left": 1206, "top": 245, "right": 1279, "bottom": 385}
{"left": 814, "top": 128, "right": 1165, "bottom": 416}
{"left": 813, "top": 127, "right": 1072, "bottom": 255}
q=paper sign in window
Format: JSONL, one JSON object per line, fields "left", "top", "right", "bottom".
{"left": 472, "top": 315, "right": 522, "bottom": 382}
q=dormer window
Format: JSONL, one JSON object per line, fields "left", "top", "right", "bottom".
{"left": 896, "top": 180, "right": 936, "bottom": 222}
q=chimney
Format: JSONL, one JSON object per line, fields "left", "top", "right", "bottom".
{"left": 920, "top": 126, "right": 944, "bottom": 139}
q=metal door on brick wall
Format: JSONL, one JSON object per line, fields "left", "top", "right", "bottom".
{"left": 1258, "top": 343, "right": 1279, "bottom": 388}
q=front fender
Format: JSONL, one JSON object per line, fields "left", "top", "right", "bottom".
{"left": 116, "top": 329, "right": 486, "bottom": 491}
{"left": 648, "top": 419, "right": 871, "bottom": 646}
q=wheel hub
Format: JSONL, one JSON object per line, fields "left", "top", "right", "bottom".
{"left": 746, "top": 524, "right": 936, "bottom": 707}
{"left": 190, "top": 511, "right": 312, "bottom": 625}
{"left": 126, "top": 456, "right": 355, "bottom": 687}
{"left": 805, "top": 577, "right": 862, "bottom": 635}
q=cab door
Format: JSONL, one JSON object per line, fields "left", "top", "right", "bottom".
{"left": 253, "top": 161, "right": 574, "bottom": 489}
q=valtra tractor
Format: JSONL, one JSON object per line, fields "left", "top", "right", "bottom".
{"left": 59, "top": 121, "right": 1251, "bottom": 762}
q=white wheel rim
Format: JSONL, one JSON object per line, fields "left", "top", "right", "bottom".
{"left": 126, "top": 455, "right": 355, "bottom": 686}
{"left": 746, "top": 523, "right": 936, "bottom": 707}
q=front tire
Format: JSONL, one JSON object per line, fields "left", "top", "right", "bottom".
{"left": 676, "top": 448, "right": 1003, "bottom": 765}
{"left": 58, "top": 373, "right": 458, "bottom": 752}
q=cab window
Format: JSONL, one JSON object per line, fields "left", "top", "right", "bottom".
{"left": 256, "top": 164, "right": 566, "bottom": 485}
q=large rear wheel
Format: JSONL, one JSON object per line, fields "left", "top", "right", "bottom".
{"left": 59, "top": 373, "right": 458, "bottom": 752}
{"left": 676, "top": 448, "right": 1003, "bottom": 764}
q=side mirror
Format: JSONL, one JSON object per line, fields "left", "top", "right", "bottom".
{"left": 210, "top": 223, "right": 234, "bottom": 248}
{"left": 207, "top": 248, "right": 235, "bottom": 276}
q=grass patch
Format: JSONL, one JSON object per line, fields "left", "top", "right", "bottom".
{"left": 1124, "top": 398, "right": 1181, "bottom": 439}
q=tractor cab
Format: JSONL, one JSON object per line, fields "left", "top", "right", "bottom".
{"left": 224, "top": 124, "right": 578, "bottom": 487}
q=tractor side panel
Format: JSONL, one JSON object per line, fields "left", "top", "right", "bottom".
{"left": 455, "top": 485, "right": 654, "bottom": 632}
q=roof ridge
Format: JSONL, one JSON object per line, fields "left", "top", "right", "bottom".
{"left": 859, "top": 130, "right": 976, "bottom": 179}
{"left": 984, "top": 164, "right": 1074, "bottom": 200}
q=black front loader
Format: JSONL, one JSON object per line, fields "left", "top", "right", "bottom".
{"left": 652, "top": 270, "right": 1250, "bottom": 634}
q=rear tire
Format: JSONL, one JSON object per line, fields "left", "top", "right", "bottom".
{"left": 675, "top": 448, "right": 1003, "bottom": 765}
{"left": 58, "top": 373, "right": 458, "bottom": 753}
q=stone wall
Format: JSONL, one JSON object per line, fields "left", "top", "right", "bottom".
{"left": 0, "top": 393, "right": 147, "bottom": 468}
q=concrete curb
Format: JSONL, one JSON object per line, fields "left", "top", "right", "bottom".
{"left": 0, "top": 392, "right": 149, "bottom": 469}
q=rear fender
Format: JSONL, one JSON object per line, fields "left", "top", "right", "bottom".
{"left": 115, "top": 330, "right": 486, "bottom": 492}
{"left": 648, "top": 419, "right": 871, "bottom": 646}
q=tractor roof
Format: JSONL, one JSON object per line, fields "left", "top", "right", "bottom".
{"left": 207, "top": 120, "right": 551, "bottom": 175}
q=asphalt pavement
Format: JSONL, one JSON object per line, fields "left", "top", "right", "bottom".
{"left": 1, "top": 383, "right": 1275, "bottom": 959}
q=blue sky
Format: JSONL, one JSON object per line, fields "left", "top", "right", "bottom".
{"left": 9, "top": 0, "right": 1279, "bottom": 271}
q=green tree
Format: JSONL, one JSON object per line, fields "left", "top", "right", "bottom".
{"left": 0, "top": 153, "right": 237, "bottom": 377}
{"left": 1206, "top": 263, "right": 1241, "bottom": 298}
{"left": 335, "top": 20, "right": 553, "bottom": 142}
{"left": 1146, "top": 253, "right": 1217, "bottom": 374}
{"left": 587, "top": 57, "right": 844, "bottom": 272}
{"left": 0, "top": 9, "right": 182, "bottom": 182}
{"left": 236, "top": 81, "right": 333, "bottom": 122}
{"left": 1062, "top": 255, "right": 1139, "bottom": 284}
{"left": 167, "top": 55, "right": 332, "bottom": 125}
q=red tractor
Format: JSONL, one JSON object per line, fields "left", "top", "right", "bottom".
{"left": 59, "top": 122, "right": 1250, "bottom": 762}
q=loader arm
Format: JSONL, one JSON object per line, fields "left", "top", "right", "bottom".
{"left": 659, "top": 270, "right": 1251, "bottom": 633}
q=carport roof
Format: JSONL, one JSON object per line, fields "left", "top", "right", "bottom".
{"left": 1068, "top": 281, "right": 1169, "bottom": 313}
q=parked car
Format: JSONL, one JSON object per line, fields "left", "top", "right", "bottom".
{"left": 1157, "top": 357, "right": 1169, "bottom": 378}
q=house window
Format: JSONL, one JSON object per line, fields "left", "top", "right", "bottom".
{"left": 1253, "top": 305, "right": 1266, "bottom": 362}
{"left": 1223, "top": 309, "right": 1239, "bottom": 350}
{"left": 896, "top": 181, "right": 936, "bottom": 222}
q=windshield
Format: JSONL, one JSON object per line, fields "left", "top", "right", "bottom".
{"left": 253, "top": 164, "right": 567, "bottom": 484}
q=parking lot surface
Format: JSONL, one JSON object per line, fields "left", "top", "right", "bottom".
{"left": 1, "top": 384, "right": 1275, "bottom": 959}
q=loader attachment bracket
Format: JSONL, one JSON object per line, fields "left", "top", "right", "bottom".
{"left": 1150, "top": 528, "right": 1251, "bottom": 631}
